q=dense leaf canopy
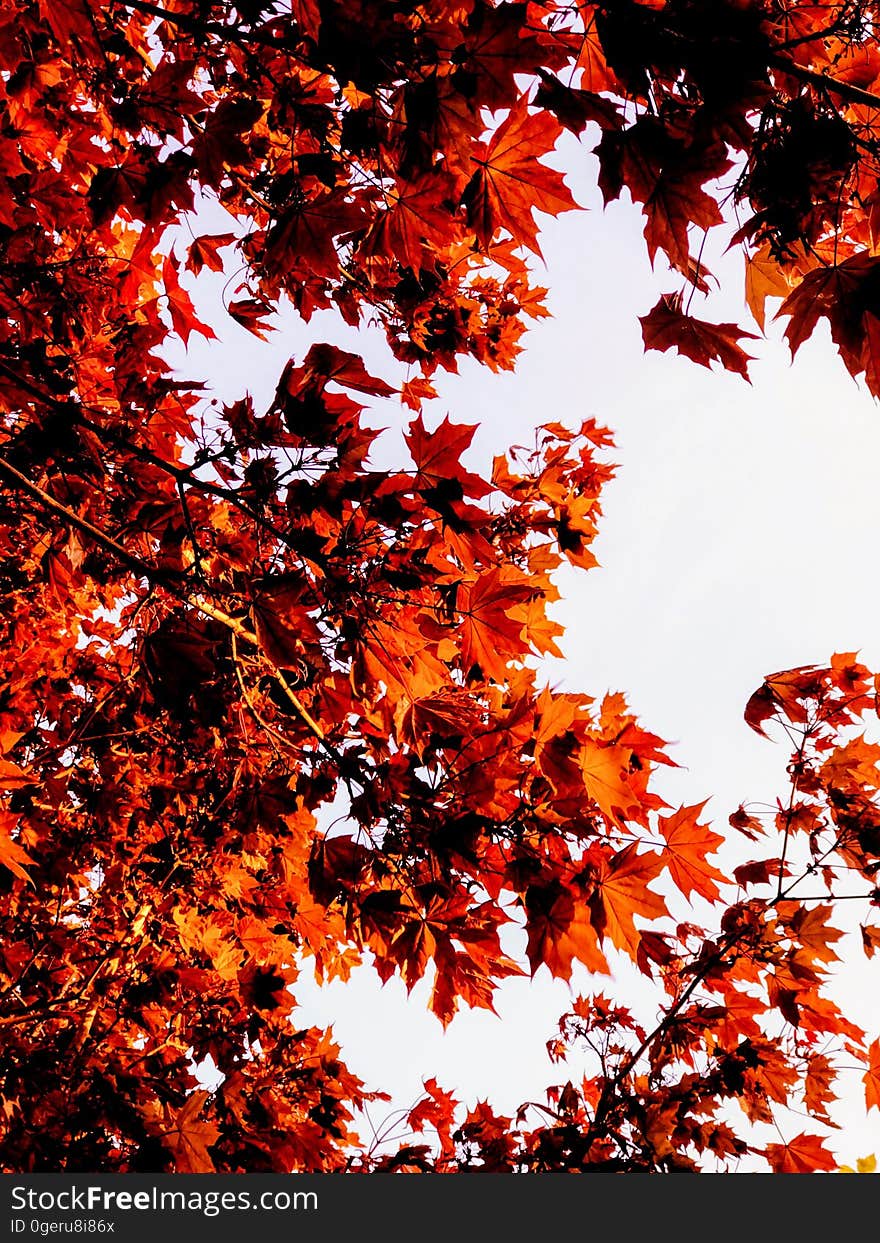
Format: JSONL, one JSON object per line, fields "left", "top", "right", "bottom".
{"left": 2, "top": 0, "right": 880, "bottom": 1172}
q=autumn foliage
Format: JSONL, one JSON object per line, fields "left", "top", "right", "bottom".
{"left": 2, "top": 0, "right": 880, "bottom": 1173}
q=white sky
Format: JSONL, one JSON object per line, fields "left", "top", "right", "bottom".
{"left": 178, "top": 141, "right": 880, "bottom": 1166}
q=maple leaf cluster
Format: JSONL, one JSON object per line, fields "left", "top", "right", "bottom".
{"left": 0, "top": 0, "right": 879, "bottom": 1173}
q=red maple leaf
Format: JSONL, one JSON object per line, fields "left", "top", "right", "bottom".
{"left": 162, "top": 255, "right": 217, "bottom": 346}
{"left": 765, "top": 1132, "right": 836, "bottom": 1173}
{"left": 640, "top": 293, "right": 757, "bottom": 379}
{"left": 465, "top": 95, "right": 579, "bottom": 255}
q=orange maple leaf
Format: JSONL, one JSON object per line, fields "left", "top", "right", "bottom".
{"left": 658, "top": 802, "right": 726, "bottom": 903}
{"left": 363, "top": 172, "right": 460, "bottom": 271}
{"left": 744, "top": 665, "right": 825, "bottom": 737}
{"left": 745, "top": 242, "right": 797, "bottom": 331}
{"left": 576, "top": 5, "right": 619, "bottom": 91}
{"left": 862, "top": 924, "right": 880, "bottom": 958}
{"left": 464, "top": 95, "right": 579, "bottom": 255}
{"left": 264, "top": 190, "right": 365, "bottom": 281}
{"left": 765, "top": 1131, "right": 837, "bottom": 1173}
{"left": 525, "top": 881, "right": 609, "bottom": 980}
{"left": 185, "top": 232, "right": 236, "bottom": 275}
{"left": 783, "top": 903, "right": 844, "bottom": 967}
{"left": 0, "top": 758, "right": 34, "bottom": 789}
{"left": 400, "top": 376, "right": 438, "bottom": 412}
{"left": 405, "top": 414, "right": 489, "bottom": 496}
{"left": 0, "top": 811, "right": 35, "bottom": 883}
{"left": 864, "top": 1039, "right": 880, "bottom": 1112}
{"left": 457, "top": 567, "right": 534, "bottom": 682}
{"left": 161, "top": 1091, "right": 220, "bottom": 1173}
{"left": 580, "top": 740, "right": 641, "bottom": 822}
{"left": 804, "top": 1054, "right": 838, "bottom": 1124}
{"left": 592, "top": 845, "right": 667, "bottom": 958}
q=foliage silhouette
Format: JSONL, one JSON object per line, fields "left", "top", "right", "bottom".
{"left": 1, "top": 0, "right": 880, "bottom": 1172}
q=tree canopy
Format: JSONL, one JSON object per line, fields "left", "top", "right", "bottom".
{"left": 2, "top": 0, "right": 880, "bottom": 1172}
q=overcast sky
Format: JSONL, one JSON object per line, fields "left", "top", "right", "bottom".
{"left": 179, "top": 140, "right": 880, "bottom": 1166}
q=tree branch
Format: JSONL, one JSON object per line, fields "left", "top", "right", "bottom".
{"left": 113, "top": 0, "right": 295, "bottom": 52}
{"left": 769, "top": 51, "right": 880, "bottom": 111}
{"left": 0, "top": 453, "right": 181, "bottom": 586}
{"left": 0, "top": 454, "right": 352, "bottom": 774}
